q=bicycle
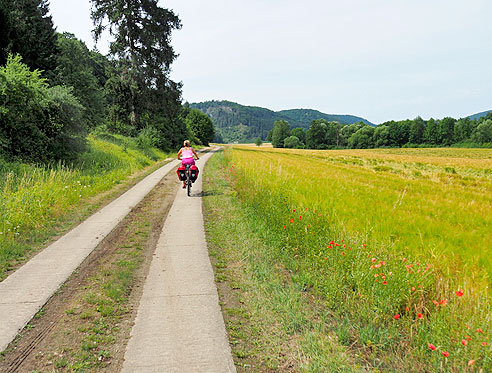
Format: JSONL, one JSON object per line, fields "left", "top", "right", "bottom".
{"left": 184, "top": 164, "right": 192, "bottom": 196}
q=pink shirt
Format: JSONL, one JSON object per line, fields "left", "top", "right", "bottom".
{"left": 182, "top": 147, "right": 193, "bottom": 159}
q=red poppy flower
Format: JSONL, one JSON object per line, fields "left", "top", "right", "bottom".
{"left": 482, "top": 342, "right": 489, "bottom": 347}
{"left": 440, "top": 299, "right": 448, "bottom": 306}
{"left": 323, "top": 257, "right": 328, "bottom": 260}
{"left": 341, "top": 252, "right": 345, "bottom": 256}
{"left": 417, "top": 313, "right": 423, "bottom": 320}
{"left": 371, "top": 258, "right": 377, "bottom": 263}
{"left": 405, "top": 306, "right": 409, "bottom": 312}
{"left": 327, "top": 245, "right": 333, "bottom": 249}
{"left": 411, "top": 287, "right": 416, "bottom": 292}
{"left": 299, "top": 215, "right": 302, "bottom": 220}
{"left": 330, "top": 240, "right": 335, "bottom": 245}
{"left": 465, "top": 335, "right": 472, "bottom": 341}
{"left": 382, "top": 281, "right": 387, "bottom": 285}
{"left": 476, "top": 328, "right": 483, "bottom": 334}
{"left": 394, "top": 314, "right": 401, "bottom": 320}
{"left": 293, "top": 209, "right": 296, "bottom": 212}
{"left": 462, "top": 339, "right": 468, "bottom": 346}
{"left": 428, "top": 343, "right": 437, "bottom": 351}
{"left": 283, "top": 225, "right": 286, "bottom": 230}
{"left": 441, "top": 351, "right": 449, "bottom": 357}
{"left": 290, "top": 218, "right": 294, "bottom": 223}
{"left": 468, "top": 360, "right": 475, "bottom": 366}
{"left": 456, "top": 290, "right": 464, "bottom": 297}
{"left": 432, "top": 300, "right": 439, "bottom": 307}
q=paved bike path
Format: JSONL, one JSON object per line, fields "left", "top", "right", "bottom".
{"left": 0, "top": 158, "right": 181, "bottom": 353}
{"left": 122, "top": 149, "right": 236, "bottom": 372}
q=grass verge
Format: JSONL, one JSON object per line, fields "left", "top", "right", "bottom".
{"left": 0, "top": 132, "right": 173, "bottom": 280}
{"left": 203, "top": 150, "right": 357, "bottom": 372}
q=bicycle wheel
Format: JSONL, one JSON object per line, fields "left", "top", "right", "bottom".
{"left": 186, "top": 172, "right": 191, "bottom": 197}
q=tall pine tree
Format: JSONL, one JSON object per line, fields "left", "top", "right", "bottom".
{"left": 91, "top": 0, "right": 182, "bottom": 130}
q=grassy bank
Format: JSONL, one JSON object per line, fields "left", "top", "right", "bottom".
{"left": 0, "top": 133, "right": 172, "bottom": 280}
{"left": 208, "top": 146, "right": 492, "bottom": 371}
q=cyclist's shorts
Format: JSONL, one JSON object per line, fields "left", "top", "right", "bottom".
{"left": 182, "top": 157, "right": 195, "bottom": 165}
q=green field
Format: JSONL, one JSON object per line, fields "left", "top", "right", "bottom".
{"left": 0, "top": 133, "right": 171, "bottom": 280}
{"left": 215, "top": 146, "right": 492, "bottom": 370}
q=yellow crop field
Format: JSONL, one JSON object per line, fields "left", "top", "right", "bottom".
{"left": 222, "top": 145, "right": 492, "bottom": 370}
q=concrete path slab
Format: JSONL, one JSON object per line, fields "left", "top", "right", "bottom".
{"left": 0, "top": 159, "right": 181, "bottom": 353}
{"left": 122, "top": 150, "right": 236, "bottom": 373}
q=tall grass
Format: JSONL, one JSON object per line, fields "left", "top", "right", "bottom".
{"left": 222, "top": 146, "right": 492, "bottom": 370}
{"left": 0, "top": 133, "right": 171, "bottom": 279}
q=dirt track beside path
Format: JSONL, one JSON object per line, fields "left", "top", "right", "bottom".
{"left": 0, "top": 168, "right": 179, "bottom": 372}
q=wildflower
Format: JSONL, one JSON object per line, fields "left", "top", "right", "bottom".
{"left": 371, "top": 258, "right": 377, "bottom": 263}
{"left": 440, "top": 299, "right": 448, "bottom": 306}
{"left": 417, "top": 313, "right": 423, "bottom": 320}
{"left": 323, "top": 257, "right": 328, "bottom": 260}
{"left": 468, "top": 360, "right": 475, "bottom": 366}
{"left": 374, "top": 274, "right": 379, "bottom": 278}
{"left": 462, "top": 339, "right": 468, "bottom": 346}
{"left": 328, "top": 245, "right": 333, "bottom": 249}
{"left": 290, "top": 218, "right": 294, "bottom": 223}
{"left": 476, "top": 328, "right": 483, "bottom": 334}
{"left": 411, "top": 287, "right": 416, "bottom": 292}
{"left": 402, "top": 257, "right": 407, "bottom": 262}
{"left": 283, "top": 225, "right": 286, "bottom": 230}
{"left": 388, "top": 271, "right": 393, "bottom": 276}
{"left": 394, "top": 314, "right": 401, "bottom": 320}
{"left": 441, "top": 351, "right": 449, "bottom": 357}
{"left": 382, "top": 281, "right": 387, "bottom": 285}
{"left": 293, "top": 209, "right": 296, "bottom": 212}
{"left": 405, "top": 307, "right": 409, "bottom": 312}
{"left": 465, "top": 335, "right": 472, "bottom": 341}
{"left": 428, "top": 343, "right": 437, "bottom": 351}
{"left": 341, "top": 252, "right": 345, "bottom": 256}
{"left": 381, "top": 261, "right": 386, "bottom": 266}
{"left": 456, "top": 290, "right": 464, "bottom": 297}
{"left": 432, "top": 300, "right": 439, "bottom": 307}
{"left": 330, "top": 240, "right": 335, "bottom": 245}
{"left": 482, "top": 342, "right": 489, "bottom": 347}
{"left": 299, "top": 215, "right": 302, "bottom": 220}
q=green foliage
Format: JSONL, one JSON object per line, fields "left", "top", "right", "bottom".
{"left": 0, "top": 55, "right": 86, "bottom": 162}
{"left": 255, "top": 137, "right": 263, "bottom": 146}
{"left": 185, "top": 108, "right": 215, "bottom": 146}
{"left": 91, "top": 0, "right": 181, "bottom": 130}
{"left": 271, "top": 120, "right": 290, "bottom": 148}
{"left": 473, "top": 119, "right": 492, "bottom": 143}
{"left": 306, "top": 119, "right": 328, "bottom": 149}
{"left": 283, "top": 135, "right": 302, "bottom": 149}
{"left": 52, "top": 33, "right": 107, "bottom": 128}
{"left": 0, "top": 0, "right": 58, "bottom": 77}
{"left": 348, "top": 125, "right": 375, "bottom": 148}
{"left": 290, "top": 127, "right": 306, "bottom": 144}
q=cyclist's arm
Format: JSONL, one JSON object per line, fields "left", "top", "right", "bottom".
{"left": 177, "top": 148, "right": 182, "bottom": 160}
{"left": 192, "top": 148, "right": 199, "bottom": 160}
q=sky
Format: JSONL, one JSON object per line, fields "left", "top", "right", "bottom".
{"left": 49, "top": 0, "right": 492, "bottom": 124}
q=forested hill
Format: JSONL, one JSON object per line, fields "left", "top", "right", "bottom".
{"left": 468, "top": 110, "right": 492, "bottom": 121}
{"left": 190, "top": 100, "right": 373, "bottom": 143}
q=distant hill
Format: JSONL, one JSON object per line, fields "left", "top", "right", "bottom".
{"left": 190, "top": 100, "right": 373, "bottom": 143}
{"left": 467, "top": 110, "right": 492, "bottom": 121}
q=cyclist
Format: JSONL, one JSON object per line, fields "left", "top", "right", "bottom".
{"left": 177, "top": 140, "right": 199, "bottom": 188}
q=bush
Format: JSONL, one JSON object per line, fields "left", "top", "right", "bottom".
{"left": 0, "top": 55, "right": 86, "bottom": 162}
{"left": 284, "top": 135, "right": 302, "bottom": 148}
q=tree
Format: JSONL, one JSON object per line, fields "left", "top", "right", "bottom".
{"left": 1, "top": 0, "right": 58, "bottom": 76}
{"left": 305, "top": 119, "right": 327, "bottom": 149}
{"left": 284, "top": 135, "right": 301, "bottom": 148}
{"left": 339, "top": 123, "right": 365, "bottom": 147}
{"left": 91, "top": 0, "right": 181, "bottom": 129}
{"left": 373, "top": 125, "right": 391, "bottom": 148}
{"left": 424, "top": 118, "right": 440, "bottom": 144}
{"left": 440, "top": 117, "right": 456, "bottom": 146}
{"left": 255, "top": 137, "right": 263, "bottom": 146}
{"left": 271, "top": 120, "right": 290, "bottom": 148}
{"left": 454, "top": 118, "right": 473, "bottom": 143}
{"left": 185, "top": 108, "right": 215, "bottom": 146}
{"left": 473, "top": 119, "right": 492, "bottom": 143}
{"left": 409, "top": 117, "right": 425, "bottom": 144}
{"left": 325, "top": 121, "right": 341, "bottom": 147}
{"left": 0, "top": 55, "right": 85, "bottom": 162}
{"left": 291, "top": 127, "right": 306, "bottom": 144}
{"left": 348, "top": 125, "right": 375, "bottom": 149}
{"left": 52, "top": 33, "right": 106, "bottom": 128}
